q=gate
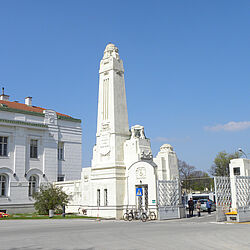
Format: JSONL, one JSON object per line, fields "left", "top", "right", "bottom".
{"left": 157, "top": 179, "right": 185, "bottom": 220}
{"left": 214, "top": 176, "right": 231, "bottom": 221}
{"left": 235, "top": 176, "right": 250, "bottom": 208}
{"left": 214, "top": 176, "right": 250, "bottom": 222}
{"left": 214, "top": 176, "right": 231, "bottom": 207}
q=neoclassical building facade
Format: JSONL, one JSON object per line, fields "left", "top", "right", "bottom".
{"left": 0, "top": 91, "right": 82, "bottom": 213}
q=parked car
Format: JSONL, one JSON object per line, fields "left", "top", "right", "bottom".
{"left": 200, "top": 199, "right": 216, "bottom": 212}
{"left": 0, "top": 212, "right": 9, "bottom": 218}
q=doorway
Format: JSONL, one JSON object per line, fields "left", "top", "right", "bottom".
{"left": 135, "top": 184, "right": 148, "bottom": 211}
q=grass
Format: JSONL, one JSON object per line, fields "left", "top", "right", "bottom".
{"left": 0, "top": 213, "right": 99, "bottom": 220}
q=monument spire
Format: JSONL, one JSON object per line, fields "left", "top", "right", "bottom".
{"left": 92, "top": 43, "right": 130, "bottom": 168}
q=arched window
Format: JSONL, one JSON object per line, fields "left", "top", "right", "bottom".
{"left": 29, "top": 175, "right": 38, "bottom": 197}
{"left": 0, "top": 175, "right": 7, "bottom": 197}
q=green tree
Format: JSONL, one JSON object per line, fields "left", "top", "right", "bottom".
{"left": 210, "top": 151, "right": 241, "bottom": 176}
{"left": 189, "top": 170, "right": 213, "bottom": 192}
{"left": 179, "top": 160, "right": 213, "bottom": 192}
{"left": 33, "top": 183, "right": 69, "bottom": 215}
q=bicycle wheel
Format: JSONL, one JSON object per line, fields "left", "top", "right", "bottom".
{"left": 123, "top": 213, "right": 129, "bottom": 221}
{"left": 128, "top": 212, "right": 133, "bottom": 221}
{"left": 141, "top": 213, "right": 148, "bottom": 222}
{"left": 134, "top": 211, "right": 140, "bottom": 220}
{"left": 150, "top": 212, "right": 156, "bottom": 220}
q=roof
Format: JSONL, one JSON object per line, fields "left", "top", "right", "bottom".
{"left": 0, "top": 100, "right": 81, "bottom": 123}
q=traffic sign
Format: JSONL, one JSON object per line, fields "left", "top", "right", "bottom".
{"left": 136, "top": 187, "right": 143, "bottom": 196}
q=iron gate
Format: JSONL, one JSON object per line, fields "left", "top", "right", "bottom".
{"left": 214, "top": 176, "right": 231, "bottom": 207}
{"left": 214, "top": 176, "right": 250, "bottom": 222}
{"left": 157, "top": 179, "right": 184, "bottom": 219}
{"left": 235, "top": 176, "right": 250, "bottom": 208}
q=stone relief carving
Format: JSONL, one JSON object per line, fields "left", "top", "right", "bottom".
{"left": 99, "top": 133, "right": 110, "bottom": 156}
{"left": 103, "top": 43, "right": 120, "bottom": 60}
{"left": 115, "top": 70, "right": 124, "bottom": 76}
{"left": 160, "top": 144, "right": 174, "bottom": 152}
{"left": 131, "top": 125, "right": 146, "bottom": 139}
{"left": 101, "top": 123, "right": 110, "bottom": 132}
{"left": 136, "top": 167, "right": 146, "bottom": 179}
{"left": 44, "top": 110, "right": 58, "bottom": 125}
{"left": 140, "top": 151, "right": 153, "bottom": 160}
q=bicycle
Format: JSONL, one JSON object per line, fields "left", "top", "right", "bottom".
{"left": 131, "top": 209, "right": 147, "bottom": 222}
{"left": 123, "top": 209, "right": 147, "bottom": 222}
{"left": 148, "top": 210, "right": 157, "bottom": 220}
{"left": 140, "top": 211, "right": 148, "bottom": 222}
{"left": 123, "top": 209, "right": 131, "bottom": 221}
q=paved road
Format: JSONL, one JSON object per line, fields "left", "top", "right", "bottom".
{"left": 1, "top": 213, "right": 250, "bottom": 250}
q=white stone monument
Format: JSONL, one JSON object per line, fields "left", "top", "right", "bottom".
{"left": 55, "top": 43, "right": 181, "bottom": 219}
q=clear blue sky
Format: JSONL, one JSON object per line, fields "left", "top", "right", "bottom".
{"left": 0, "top": 0, "right": 249, "bottom": 172}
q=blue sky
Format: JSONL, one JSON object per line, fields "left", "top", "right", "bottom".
{"left": 0, "top": 0, "right": 249, "bottom": 171}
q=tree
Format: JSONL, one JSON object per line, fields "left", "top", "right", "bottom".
{"left": 178, "top": 160, "right": 196, "bottom": 191}
{"left": 189, "top": 170, "right": 213, "bottom": 191}
{"left": 178, "top": 160, "right": 212, "bottom": 192}
{"left": 178, "top": 160, "right": 195, "bottom": 181}
{"left": 210, "top": 151, "right": 241, "bottom": 176}
{"left": 33, "top": 183, "right": 69, "bottom": 215}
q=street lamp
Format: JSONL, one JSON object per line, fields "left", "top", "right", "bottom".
{"left": 238, "top": 148, "right": 248, "bottom": 158}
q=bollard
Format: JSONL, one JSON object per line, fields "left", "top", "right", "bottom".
{"left": 62, "top": 205, "right": 66, "bottom": 217}
{"left": 49, "top": 209, "right": 54, "bottom": 218}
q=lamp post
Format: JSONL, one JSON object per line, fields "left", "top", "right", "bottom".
{"left": 238, "top": 148, "right": 248, "bottom": 158}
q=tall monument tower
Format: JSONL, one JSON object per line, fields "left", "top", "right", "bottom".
{"left": 90, "top": 43, "right": 130, "bottom": 218}
{"left": 92, "top": 43, "right": 130, "bottom": 168}
{"left": 57, "top": 44, "right": 183, "bottom": 220}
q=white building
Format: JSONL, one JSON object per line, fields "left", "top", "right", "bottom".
{"left": 0, "top": 90, "right": 82, "bottom": 213}
{"left": 56, "top": 44, "right": 180, "bottom": 219}
{"left": 229, "top": 158, "right": 250, "bottom": 210}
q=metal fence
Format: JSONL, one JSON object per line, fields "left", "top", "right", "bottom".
{"left": 158, "top": 180, "right": 180, "bottom": 207}
{"left": 214, "top": 176, "right": 231, "bottom": 207}
{"left": 157, "top": 179, "right": 184, "bottom": 220}
{"left": 235, "top": 176, "right": 250, "bottom": 208}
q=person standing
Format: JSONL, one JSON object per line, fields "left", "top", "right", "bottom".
{"left": 206, "top": 199, "right": 212, "bottom": 215}
{"left": 196, "top": 199, "right": 201, "bottom": 217}
{"left": 188, "top": 198, "right": 194, "bottom": 217}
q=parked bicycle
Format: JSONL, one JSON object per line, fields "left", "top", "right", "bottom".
{"left": 123, "top": 209, "right": 132, "bottom": 221}
{"left": 147, "top": 210, "right": 157, "bottom": 220}
{"left": 123, "top": 209, "right": 147, "bottom": 222}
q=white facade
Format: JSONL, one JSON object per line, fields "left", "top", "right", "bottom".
{"left": 229, "top": 158, "right": 250, "bottom": 210}
{"left": 0, "top": 94, "right": 82, "bottom": 213}
{"left": 56, "top": 44, "right": 180, "bottom": 219}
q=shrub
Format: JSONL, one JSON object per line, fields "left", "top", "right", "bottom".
{"left": 33, "top": 183, "right": 69, "bottom": 215}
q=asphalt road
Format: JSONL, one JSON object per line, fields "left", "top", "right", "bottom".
{"left": 1, "top": 213, "right": 250, "bottom": 250}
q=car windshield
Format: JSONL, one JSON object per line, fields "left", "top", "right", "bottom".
{"left": 200, "top": 199, "right": 208, "bottom": 204}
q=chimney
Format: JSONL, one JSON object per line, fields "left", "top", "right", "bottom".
{"left": 0, "top": 87, "right": 10, "bottom": 101}
{"left": 25, "top": 96, "right": 32, "bottom": 106}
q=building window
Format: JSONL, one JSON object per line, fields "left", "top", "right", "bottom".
{"left": 30, "top": 139, "right": 38, "bottom": 158}
{"left": 57, "top": 175, "right": 65, "bottom": 182}
{"left": 97, "top": 189, "right": 100, "bottom": 207}
{"left": 104, "top": 189, "right": 108, "bottom": 206}
{"left": 0, "top": 136, "right": 8, "bottom": 157}
{"left": 58, "top": 142, "right": 64, "bottom": 160}
{"left": 28, "top": 175, "right": 38, "bottom": 196}
{"left": 0, "top": 175, "right": 7, "bottom": 197}
{"left": 234, "top": 167, "right": 241, "bottom": 176}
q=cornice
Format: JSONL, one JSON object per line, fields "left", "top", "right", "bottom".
{"left": 0, "top": 118, "right": 48, "bottom": 128}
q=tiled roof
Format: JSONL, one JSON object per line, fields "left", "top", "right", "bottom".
{"left": 0, "top": 100, "right": 71, "bottom": 117}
